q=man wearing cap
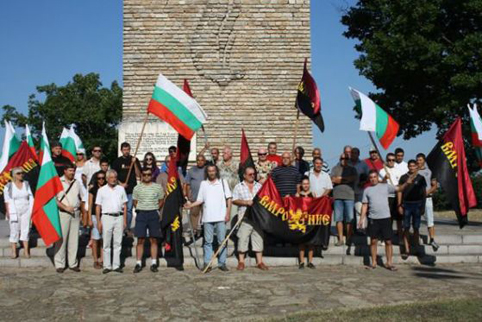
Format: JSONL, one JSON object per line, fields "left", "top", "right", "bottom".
{"left": 364, "top": 148, "right": 384, "bottom": 180}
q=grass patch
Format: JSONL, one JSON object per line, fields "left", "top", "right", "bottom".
{"left": 269, "top": 297, "right": 482, "bottom": 322}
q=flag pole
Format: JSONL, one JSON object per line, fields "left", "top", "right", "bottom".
{"left": 367, "top": 132, "right": 394, "bottom": 186}
{"left": 124, "top": 112, "right": 149, "bottom": 185}
{"left": 202, "top": 215, "right": 244, "bottom": 274}
{"left": 292, "top": 108, "right": 301, "bottom": 152}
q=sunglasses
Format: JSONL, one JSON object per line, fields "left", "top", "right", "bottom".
{"left": 388, "top": 159, "right": 396, "bottom": 162}
{"left": 76, "top": 153, "right": 84, "bottom": 156}
{"left": 142, "top": 173, "right": 152, "bottom": 177}
{"left": 97, "top": 177, "right": 106, "bottom": 180}
{"left": 16, "top": 172, "right": 24, "bottom": 175}
{"left": 145, "top": 158, "right": 153, "bottom": 161}
{"left": 340, "top": 158, "right": 348, "bottom": 161}
{"left": 93, "top": 149, "right": 102, "bottom": 152}
{"left": 258, "top": 153, "right": 267, "bottom": 156}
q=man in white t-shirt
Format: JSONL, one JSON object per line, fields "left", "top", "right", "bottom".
{"left": 95, "top": 169, "right": 128, "bottom": 274}
{"left": 394, "top": 148, "right": 408, "bottom": 175}
{"left": 83, "top": 146, "right": 103, "bottom": 185}
{"left": 304, "top": 157, "right": 332, "bottom": 197}
{"left": 185, "top": 164, "right": 232, "bottom": 272}
{"left": 380, "top": 153, "right": 403, "bottom": 237}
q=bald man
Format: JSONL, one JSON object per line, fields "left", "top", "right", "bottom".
{"left": 255, "top": 147, "right": 275, "bottom": 184}
{"left": 271, "top": 152, "right": 301, "bottom": 197}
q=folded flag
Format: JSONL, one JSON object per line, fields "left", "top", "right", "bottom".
{"left": 25, "top": 124, "right": 38, "bottom": 162}
{"left": 238, "top": 129, "right": 256, "bottom": 182}
{"left": 427, "top": 118, "right": 477, "bottom": 228}
{"left": 59, "top": 125, "right": 85, "bottom": 162}
{"left": 467, "top": 104, "right": 482, "bottom": 167}
{"left": 147, "top": 73, "right": 207, "bottom": 140}
{"left": 349, "top": 87, "right": 399, "bottom": 149}
{"left": 0, "top": 121, "right": 22, "bottom": 174}
{"left": 32, "top": 123, "right": 63, "bottom": 246}
{"left": 296, "top": 59, "right": 324, "bottom": 133}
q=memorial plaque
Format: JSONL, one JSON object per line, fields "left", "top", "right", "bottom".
{"left": 118, "top": 120, "right": 197, "bottom": 162}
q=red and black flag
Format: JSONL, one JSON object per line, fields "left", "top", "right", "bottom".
{"left": 161, "top": 150, "right": 185, "bottom": 268}
{"left": 427, "top": 118, "right": 477, "bottom": 228}
{"left": 296, "top": 58, "right": 324, "bottom": 133}
{"left": 246, "top": 177, "right": 332, "bottom": 247}
{"left": 238, "top": 129, "right": 256, "bottom": 181}
{"left": 175, "top": 79, "right": 194, "bottom": 174}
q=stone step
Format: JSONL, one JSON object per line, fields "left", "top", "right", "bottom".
{"left": 2, "top": 243, "right": 482, "bottom": 258}
{"left": 1, "top": 233, "right": 481, "bottom": 248}
{"left": 0, "top": 253, "right": 480, "bottom": 269}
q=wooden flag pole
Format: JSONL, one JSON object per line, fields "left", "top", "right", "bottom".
{"left": 202, "top": 215, "right": 244, "bottom": 274}
{"left": 292, "top": 109, "right": 301, "bottom": 152}
{"left": 367, "top": 131, "right": 395, "bottom": 186}
{"left": 124, "top": 112, "right": 149, "bottom": 185}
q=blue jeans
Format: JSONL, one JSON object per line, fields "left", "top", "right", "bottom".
{"left": 403, "top": 201, "right": 423, "bottom": 230}
{"left": 203, "top": 221, "right": 227, "bottom": 266}
{"left": 126, "top": 194, "right": 134, "bottom": 231}
{"left": 334, "top": 199, "right": 355, "bottom": 223}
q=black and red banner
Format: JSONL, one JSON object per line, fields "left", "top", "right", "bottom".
{"left": 247, "top": 177, "right": 332, "bottom": 246}
{"left": 0, "top": 141, "right": 40, "bottom": 214}
{"left": 427, "top": 118, "right": 477, "bottom": 228}
{"left": 161, "top": 150, "right": 185, "bottom": 268}
{"left": 296, "top": 58, "right": 324, "bottom": 133}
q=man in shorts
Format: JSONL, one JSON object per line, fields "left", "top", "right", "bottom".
{"left": 359, "top": 170, "right": 412, "bottom": 270}
{"left": 133, "top": 167, "right": 165, "bottom": 273}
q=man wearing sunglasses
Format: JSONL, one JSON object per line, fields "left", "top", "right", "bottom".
{"left": 331, "top": 153, "right": 358, "bottom": 246}
{"left": 132, "top": 168, "right": 165, "bottom": 273}
{"left": 84, "top": 146, "right": 103, "bottom": 185}
{"left": 255, "top": 148, "right": 274, "bottom": 184}
{"left": 380, "top": 153, "right": 404, "bottom": 237}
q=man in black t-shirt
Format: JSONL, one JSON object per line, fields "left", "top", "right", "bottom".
{"left": 397, "top": 159, "right": 427, "bottom": 259}
{"left": 271, "top": 152, "right": 302, "bottom": 197}
{"left": 111, "top": 142, "right": 141, "bottom": 234}
{"left": 51, "top": 142, "right": 73, "bottom": 177}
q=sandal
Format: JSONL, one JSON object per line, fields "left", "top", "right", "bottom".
{"left": 365, "top": 265, "right": 377, "bottom": 270}
{"left": 386, "top": 265, "right": 398, "bottom": 271}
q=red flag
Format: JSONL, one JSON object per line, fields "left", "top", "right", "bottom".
{"left": 296, "top": 58, "right": 324, "bottom": 132}
{"left": 238, "top": 129, "right": 256, "bottom": 181}
{"left": 183, "top": 79, "right": 193, "bottom": 98}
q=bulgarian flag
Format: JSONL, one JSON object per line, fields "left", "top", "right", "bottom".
{"left": 467, "top": 104, "right": 482, "bottom": 167}
{"left": 32, "top": 123, "right": 63, "bottom": 246}
{"left": 25, "top": 124, "right": 38, "bottom": 162}
{"left": 147, "top": 73, "right": 207, "bottom": 140}
{"left": 59, "top": 125, "right": 85, "bottom": 162}
{"left": 350, "top": 88, "right": 399, "bottom": 149}
{"left": 0, "top": 121, "right": 22, "bottom": 173}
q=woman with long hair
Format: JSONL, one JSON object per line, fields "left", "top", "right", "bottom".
{"left": 296, "top": 176, "right": 315, "bottom": 269}
{"left": 88, "top": 170, "right": 106, "bottom": 269}
{"left": 143, "top": 152, "right": 160, "bottom": 182}
{"left": 4, "top": 167, "right": 34, "bottom": 258}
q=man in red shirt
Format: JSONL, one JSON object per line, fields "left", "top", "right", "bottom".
{"left": 266, "top": 142, "right": 283, "bottom": 167}
{"left": 364, "top": 148, "right": 385, "bottom": 188}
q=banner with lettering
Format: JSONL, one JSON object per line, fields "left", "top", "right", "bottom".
{"left": 0, "top": 141, "right": 40, "bottom": 214}
{"left": 246, "top": 177, "right": 333, "bottom": 246}
{"left": 427, "top": 118, "right": 476, "bottom": 228}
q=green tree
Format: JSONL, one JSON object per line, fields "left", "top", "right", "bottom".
{"left": 1, "top": 73, "right": 122, "bottom": 161}
{"left": 342, "top": 0, "right": 482, "bottom": 169}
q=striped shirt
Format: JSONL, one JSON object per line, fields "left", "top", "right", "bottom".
{"left": 271, "top": 165, "right": 302, "bottom": 197}
{"left": 132, "top": 182, "right": 164, "bottom": 211}
{"left": 309, "top": 160, "right": 330, "bottom": 173}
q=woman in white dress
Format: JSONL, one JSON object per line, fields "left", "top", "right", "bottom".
{"left": 4, "top": 167, "right": 34, "bottom": 258}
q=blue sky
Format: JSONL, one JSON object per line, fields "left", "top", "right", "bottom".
{"left": 0, "top": 0, "right": 436, "bottom": 164}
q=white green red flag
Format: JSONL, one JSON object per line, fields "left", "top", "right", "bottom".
{"left": 147, "top": 73, "right": 207, "bottom": 140}
{"left": 32, "top": 123, "right": 63, "bottom": 246}
{"left": 349, "top": 87, "right": 399, "bottom": 149}
{"left": 25, "top": 124, "right": 38, "bottom": 162}
{"left": 59, "top": 125, "right": 85, "bottom": 162}
{"left": 467, "top": 104, "right": 482, "bottom": 167}
{"left": 0, "top": 121, "right": 22, "bottom": 173}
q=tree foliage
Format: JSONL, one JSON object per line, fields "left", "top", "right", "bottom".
{"left": 342, "top": 0, "right": 482, "bottom": 168}
{"left": 1, "top": 73, "right": 122, "bottom": 161}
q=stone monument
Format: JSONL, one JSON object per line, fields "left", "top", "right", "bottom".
{"left": 122, "top": 0, "right": 312, "bottom": 161}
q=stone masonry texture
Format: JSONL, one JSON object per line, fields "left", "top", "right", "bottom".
{"left": 123, "top": 0, "right": 313, "bottom": 157}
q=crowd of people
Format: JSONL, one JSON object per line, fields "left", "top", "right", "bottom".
{"left": 3, "top": 139, "right": 439, "bottom": 273}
